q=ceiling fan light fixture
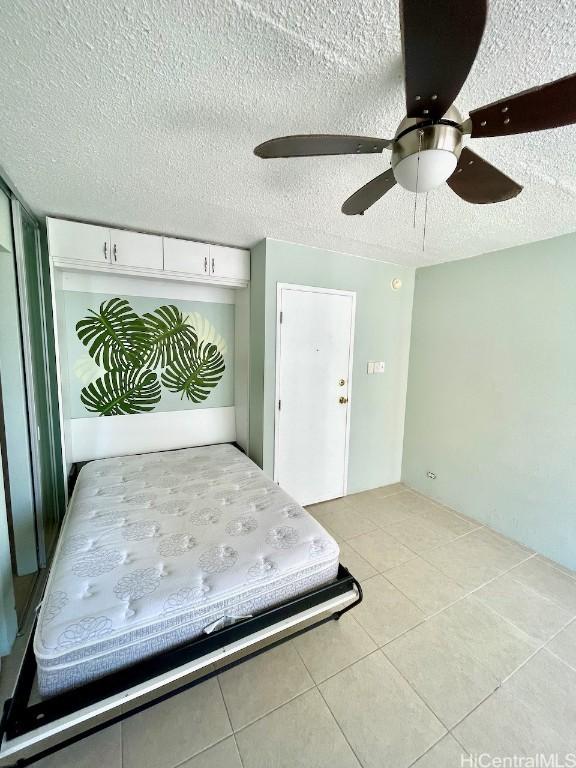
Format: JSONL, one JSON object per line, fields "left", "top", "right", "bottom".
{"left": 254, "top": 1, "right": 576, "bottom": 213}
{"left": 392, "top": 149, "right": 458, "bottom": 192}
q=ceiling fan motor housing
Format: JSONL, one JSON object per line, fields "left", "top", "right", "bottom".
{"left": 392, "top": 106, "right": 464, "bottom": 193}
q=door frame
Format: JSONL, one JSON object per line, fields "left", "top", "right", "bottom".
{"left": 273, "top": 283, "right": 356, "bottom": 500}
{"left": 11, "top": 199, "right": 44, "bottom": 568}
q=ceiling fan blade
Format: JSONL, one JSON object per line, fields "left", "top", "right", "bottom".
{"left": 341, "top": 168, "right": 397, "bottom": 215}
{"left": 254, "top": 134, "right": 392, "bottom": 158}
{"left": 468, "top": 72, "right": 576, "bottom": 138}
{"left": 401, "top": 0, "right": 487, "bottom": 120}
{"left": 447, "top": 147, "right": 522, "bottom": 204}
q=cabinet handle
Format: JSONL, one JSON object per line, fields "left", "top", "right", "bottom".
{"left": 211, "top": 257, "right": 215, "bottom": 274}
{"left": 204, "top": 256, "right": 208, "bottom": 274}
{"left": 113, "top": 243, "right": 118, "bottom": 262}
{"left": 103, "top": 242, "right": 108, "bottom": 260}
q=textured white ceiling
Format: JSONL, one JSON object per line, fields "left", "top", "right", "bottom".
{"left": 1, "top": 0, "right": 575, "bottom": 266}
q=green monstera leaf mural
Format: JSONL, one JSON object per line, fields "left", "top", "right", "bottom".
{"left": 76, "top": 298, "right": 147, "bottom": 370}
{"left": 161, "top": 341, "right": 225, "bottom": 403}
{"left": 141, "top": 305, "right": 198, "bottom": 368}
{"left": 75, "top": 297, "right": 227, "bottom": 416}
{"left": 80, "top": 368, "right": 161, "bottom": 416}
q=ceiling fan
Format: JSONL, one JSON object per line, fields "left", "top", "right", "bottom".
{"left": 253, "top": 0, "right": 576, "bottom": 215}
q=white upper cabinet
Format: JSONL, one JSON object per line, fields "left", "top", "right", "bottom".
{"left": 47, "top": 218, "right": 250, "bottom": 287}
{"left": 209, "top": 245, "right": 250, "bottom": 282}
{"left": 110, "top": 228, "right": 163, "bottom": 271}
{"left": 47, "top": 218, "right": 110, "bottom": 265}
{"left": 163, "top": 237, "right": 210, "bottom": 277}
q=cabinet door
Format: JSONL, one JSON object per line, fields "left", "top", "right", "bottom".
{"left": 110, "top": 229, "right": 163, "bottom": 270}
{"left": 47, "top": 218, "right": 110, "bottom": 264}
{"left": 163, "top": 237, "right": 210, "bottom": 276}
{"left": 209, "top": 245, "right": 250, "bottom": 281}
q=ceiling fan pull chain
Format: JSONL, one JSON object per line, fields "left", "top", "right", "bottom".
{"left": 413, "top": 129, "right": 423, "bottom": 227}
{"left": 422, "top": 191, "right": 429, "bottom": 252}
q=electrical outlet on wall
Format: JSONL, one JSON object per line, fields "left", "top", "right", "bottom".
{"left": 367, "top": 361, "right": 385, "bottom": 375}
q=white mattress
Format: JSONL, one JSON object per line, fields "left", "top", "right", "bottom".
{"left": 34, "top": 444, "right": 339, "bottom": 697}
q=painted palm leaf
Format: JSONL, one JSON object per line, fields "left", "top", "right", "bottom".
{"left": 80, "top": 368, "right": 161, "bottom": 416}
{"left": 141, "top": 305, "right": 198, "bottom": 368}
{"left": 161, "top": 341, "right": 225, "bottom": 403}
{"left": 76, "top": 298, "right": 147, "bottom": 370}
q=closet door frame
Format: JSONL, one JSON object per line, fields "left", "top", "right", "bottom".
{"left": 11, "top": 199, "right": 60, "bottom": 567}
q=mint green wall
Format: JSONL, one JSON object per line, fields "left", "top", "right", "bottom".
{"left": 249, "top": 238, "right": 414, "bottom": 494}
{"left": 402, "top": 232, "right": 576, "bottom": 570}
{"left": 248, "top": 241, "right": 267, "bottom": 467}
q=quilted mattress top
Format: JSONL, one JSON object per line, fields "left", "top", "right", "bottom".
{"left": 34, "top": 444, "right": 339, "bottom": 663}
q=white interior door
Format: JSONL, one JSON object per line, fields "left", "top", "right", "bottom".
{"left": 274, "top": 284, "right": 355, "bottom": 506}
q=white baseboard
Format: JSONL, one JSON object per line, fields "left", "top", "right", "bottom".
{"left": 69, "top": 407, "right": 236, "bottom": 463}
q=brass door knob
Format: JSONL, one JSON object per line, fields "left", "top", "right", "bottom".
{"left": 339, "top": 396, "right": 348, "bottom": 404}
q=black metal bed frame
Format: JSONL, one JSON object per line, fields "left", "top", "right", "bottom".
{"left": 0, "top": 565, "right": 362, "bottom": 768}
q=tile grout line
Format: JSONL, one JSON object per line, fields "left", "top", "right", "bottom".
{"left": 340, "top": 551, "right": 539, "bottom": 660}
{"left": 166, "top": 734, "right": 234, "bottom": 768}
{"left": 543, "top": 613, "right": 576, "bottom": 651}
{"left": 345, "top": 517, "right": 487, "bottom": 564}
{"left": 440, "top": 611, "right": 576, "bottom": 742}
{"left": 149, "top": 730, "right": 232, "bottom": 768}
{"left": 291, "top": 639, "right": 367, "bottom": 767}
{"left": 543, "top": 646, "right": 576, "bottom": 673}
{"left": 231, "top": 734, "right": 246, "bottom": 768}
{"left": 314, "top": 684, "right": 367, "bottom": 767}
{"left": 220, "top": 687, "right": 323, "bottom": 745}
{"left": 466, "top": 582, "right": 576, "bottom": 646}
{"left": 213, "top": 639, "right": 381, "bottom": 760}
{"left": 380, "top": 556, "right": 576, "bottom": 755}
{"left": 215, "top": 675, "right": 246, "bottom": 767}
{"left": 216, "top": 673, "right": 235, "bottom": 732}
{"left": 536, "top": 557, "right": 576, "bottom": 583}
{"left": 502, "top": 564, "right": 576, "bottom": 613}
{"left": 378, "top": 645, "right": 454, "bottom": 735}
{"left": 298, "top": 560, "right": 478, "bottom": 753}
{"left": 218, "top": 663, "right": 316, "bottom": 737}
{"left": 405, "top": 731, "right": 471, "bottom": 768}
{"left": 330, "top": 486, "right": 543, "bottom": 576}
{"left": 402, "top": 484, "right": 484, "bottom": 528}
{"left": 449, "top": 730, "right": 473, "bottom": 761}
{"left": 504, "top": 613, "right": 576, "bottom": 681}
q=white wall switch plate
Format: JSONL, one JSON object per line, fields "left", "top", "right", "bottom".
{"left": 367, "top": 361, "right": 375, "bottom": 374}
{"left": 373, "top": 361, "right": 386, "bottom": 374}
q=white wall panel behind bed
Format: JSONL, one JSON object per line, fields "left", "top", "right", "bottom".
{"left": 69, "top": 407, "right": 236, "bottom": 462}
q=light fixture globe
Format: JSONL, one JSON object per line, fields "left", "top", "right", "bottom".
{"left": 391, "top": 108, "right": 464, "bottom": 194}
{"left": 393, "top": 149, "right": 458, "bottom": 192}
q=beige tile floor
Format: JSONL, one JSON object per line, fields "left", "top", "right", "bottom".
{"left": 20, "top": 486, "right": 576, "bottom": 768}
